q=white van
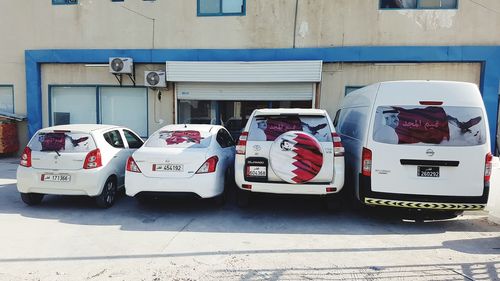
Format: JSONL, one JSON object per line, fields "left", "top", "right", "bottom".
{"left": 234, "top": 108, "right": 345, "bottom": 208}
{"left": 335, "top": 81, "right": 492, "bottom": 215}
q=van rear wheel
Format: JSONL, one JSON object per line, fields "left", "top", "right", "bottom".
{"left": 20, "top": 193, "right": 44, "bottom": 206}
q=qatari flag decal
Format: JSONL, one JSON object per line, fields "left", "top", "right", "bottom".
{"left": 270, "top": 131, "right": 324, "bottom": 184}
{"left": 393, "top": 106, "right": 450, "bottom": 144}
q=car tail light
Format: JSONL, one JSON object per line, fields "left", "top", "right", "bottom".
{"left": 485, "top": 152, "right": 493, "bottom": 183}
{"left": 20, "top": 147, "right": 32, "bottom": 167}
{"left": 83, "top": 149, "right": 102, "bottom": 169}
{"left": 196, "top": 156, "right": 218, "bottom": 174}
{"left": 236, "top": 132, "right": 248, "bottom": 155}
{"left": 332, "top": 132, "right": 344, "bottom": 157}
{"left": 362, "top": 147, "right": 372, "bottom": 177}
{"left": 126, "top": 156, "right": 142, "bottom": 173}
{"left": 326, "top": 187, "right": 337, "bottom": 192}
{"left": 242, "top": 184, "right": 252, "bottom": 190}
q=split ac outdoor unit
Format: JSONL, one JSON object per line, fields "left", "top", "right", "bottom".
{"left": 144, "top": 71, "right": 166, "bottom": 88}
{"left": 109, "top": 57, "right": 133, "bottom": 74}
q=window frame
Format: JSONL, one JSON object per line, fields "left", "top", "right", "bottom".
{"left": 49, "top": 85, "right": 149, "bottom": 138}
{"left": 0, "top": 85, "right": 14, "bottom": 113}
{"left": 379, "top": 0, "right": 458, "bottom": 10}
{"left": 52, "top": 0, "right": 78, "bottom": 5}
{"left": 197, "top": 0, "right": 246, "bottom": 17}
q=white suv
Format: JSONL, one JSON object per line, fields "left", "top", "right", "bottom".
{"left": 234, "top": 109, "right": 345, "bottom": 208}
{"left": 17, "top": 124, "right": 144, "bottom": 208}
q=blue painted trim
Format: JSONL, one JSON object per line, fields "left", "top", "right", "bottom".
{"left": 25, "top": 46, "right": 500, "bottom": 152}
{"left": 197, "top": 0, "right": 246, "bottom": 17}
{"left": 0, "top": 85, "right": 14, "bottom": 114}
{"left": 379, "top": 0, "right": 458, "bottom": 10}
{"left": 52, "top": 0, "right": 78, "bottom": 5}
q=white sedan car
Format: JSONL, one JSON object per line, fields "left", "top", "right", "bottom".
{"left": 125, "top": 124, "right": 235, "bottom": 203}
{"left": 17, "top": 124, "right": 144, "bottom": 208}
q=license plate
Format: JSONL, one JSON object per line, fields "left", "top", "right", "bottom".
{"left": 41, "top": 174, "right": 71, "bottom": 182}
{"left": 417, "top": 166, "right": 440, "bottom": 178}
{"left": 153, "top": 164, "right": 184, "bottom": 172}
{"left": 247, "top": 166, "right": 267, "bottom": 177}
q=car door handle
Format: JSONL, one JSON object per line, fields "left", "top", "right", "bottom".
{"left": 113, "top": 156, "right": 118, "bottom": 158}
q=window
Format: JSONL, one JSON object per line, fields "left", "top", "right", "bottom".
{"left": 103, "top": 130, "right": 125, "bottom": 148}
{"left": 345, "top": 86, "right": 364, "bottom": 96}
{"left": 123, "top": 130, "right": 144, "bottom": 149}
{"left": 248, "top": 115, "right": 332, "bottom": 142}
{"left": 0, "top": 86, "right": 14, "bottom": 113}
{"left": 198, "top": 0, "right": 245, "bottom": 16}
{"left": 145, "top": 130, "right": 212, "bottom": 148}
{"left": 50, "top": 86, "right": 148, "bottom": 137}
{"left": 216, "top": 129, "right": 234, "bottom": 148}
{"left": 380, "top": 0, "right": 457, "bottom": 9}
{"left": 52, "top": 0, "right": 78, "bottom": 5}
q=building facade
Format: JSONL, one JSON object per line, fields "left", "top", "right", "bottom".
{"left": 1, "top": 0, "right": 499, "bottom": 152}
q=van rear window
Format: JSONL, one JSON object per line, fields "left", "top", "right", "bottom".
{"left": 248, "top": 115, "right": 332, "bottom": 142}
{"left": 145, "top": 130, "right": 212, "bottom": 148}
{"left": 29, "top": 132, "right": 96, "bottom": 152}
{"left": 373, "top": 106, "right": 486, "bottom": 146}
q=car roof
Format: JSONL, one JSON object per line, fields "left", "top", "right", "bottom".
{"left": 38, "top": 124, "right": 122, "bottom": 133}
{"left": 253, "top": 108, "right": 327, "bottom": 116}
{"left": 157, "top": 124, "right": 223, "bottom": 134}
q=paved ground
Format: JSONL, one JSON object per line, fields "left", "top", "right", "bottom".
{"left": 0, "top": 158, "right": 499, "bottom": 281}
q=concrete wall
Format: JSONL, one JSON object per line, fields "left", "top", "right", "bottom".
{"left": 319, "top": 62, "right": 482, "bottom": 118}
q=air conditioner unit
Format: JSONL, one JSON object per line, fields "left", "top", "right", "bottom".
{"left": 109, "top": 57, "right": 133, "bottom": 74}
{"left": 144, "top": 71, "right": 166, "bottom": 88}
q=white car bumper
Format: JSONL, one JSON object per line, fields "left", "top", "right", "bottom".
{"left": 125, "top": 171, "right": 224, "bottom": 198}
{"left": 235, "top": 155, "right": 344, "bottom": 195}
{"left": 16, "top": 166, "right": 109, "bottom": 196}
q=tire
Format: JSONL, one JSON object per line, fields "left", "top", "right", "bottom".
{"left": 20, "top": 193, "right": 44, "bottom": 206}
{"left": 236, "top": 188, "right": 251, "bottom": 208}
{"left": 95, "top": 177, "right": 117, "bottom": 208}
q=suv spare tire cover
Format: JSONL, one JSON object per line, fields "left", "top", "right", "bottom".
{"left": 269, "top": 131, "right": 324, "bottom": 184}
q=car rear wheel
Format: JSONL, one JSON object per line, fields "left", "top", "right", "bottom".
{"left": 96, "top": 177, "right": 117, "bottom": 208}
{"left": 20, "top": 193, "right": 44, "bottom": 206}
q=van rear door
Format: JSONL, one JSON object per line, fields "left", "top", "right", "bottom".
{"left": 245, "top": 114, "right": 335, "bottom": 184}
{"left": 368, "top": 104, "right": 488, "bottom": 197}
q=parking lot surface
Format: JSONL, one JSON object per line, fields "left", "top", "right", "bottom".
{"left": 0, "top": 158, "right": 499, "bottom": 281}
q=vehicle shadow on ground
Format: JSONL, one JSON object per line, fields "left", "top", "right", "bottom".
{"left": 0, "top": 179, "right": 498, "bottom": 237}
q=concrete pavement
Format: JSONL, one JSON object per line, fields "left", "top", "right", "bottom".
{"left": 0, "top": 157, "right": 499, "bottom": 280}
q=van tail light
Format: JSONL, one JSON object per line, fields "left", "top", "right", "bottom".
{"left": 236, "top": 131, "right": 248, "bottom": 155}
{"left": 332, "top": 132, "right": 344, "bottom": 157}
{"left": 362, "top": 147, "right": 372, "bottom": 177}
{"left": 485, "top": 152, "right": 493, "bottom": 183}
{"left": 126, "top": 156, "right": 142, "bottom": 173}
{"left": 20, "top": 147, "right": 32, "bottom": 167}
{"left": 196, "top": 156, "right": 218, "bottom": 174}
{"left": 83, "top": 149, "right": 102, "bottom": 169}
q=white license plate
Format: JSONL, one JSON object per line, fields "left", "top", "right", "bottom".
{"left": 41, "top": 174, "right": 71, "bottom": 182}
{"left": 417, "top": 166, "right": 440, "bottom": 178}
{"left": 154, "top": 164, "right": 184, "bottom": 172}
{"left": 247, "top": 166, "right": 267, "bottom": 177}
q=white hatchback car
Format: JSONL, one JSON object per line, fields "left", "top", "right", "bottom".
{"left": 125, "top": 124, "right": 235, "bottom": 203}
{"left": 17, "top": 124, "right": 144, "bottom": 208}
{"left": 235, "top": 108, "right": 345, "bottom": 208}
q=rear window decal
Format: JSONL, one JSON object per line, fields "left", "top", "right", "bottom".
{"left": 39, "top": 133, "right": 89, "bottom": 152}
{"left": 249, "top": 116, "right": 332, "bottom": 142}
{"left": 159, "top": 130, "right": 201, "bottom": 145}
{"left": 373, "top": 106, "right": 486, "bottom": 146}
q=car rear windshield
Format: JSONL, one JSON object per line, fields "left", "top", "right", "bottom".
{"left": 248, "top": 115, "right": 332, "bottom": 142}
{"left": 29, "top": 132, "right": 96, "bottom": 153}
{"left": 373, "top": 106, "right": 486, "bottom": 146}
{"left": 145, "top": 130, "right": 212, "bottom": 148}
